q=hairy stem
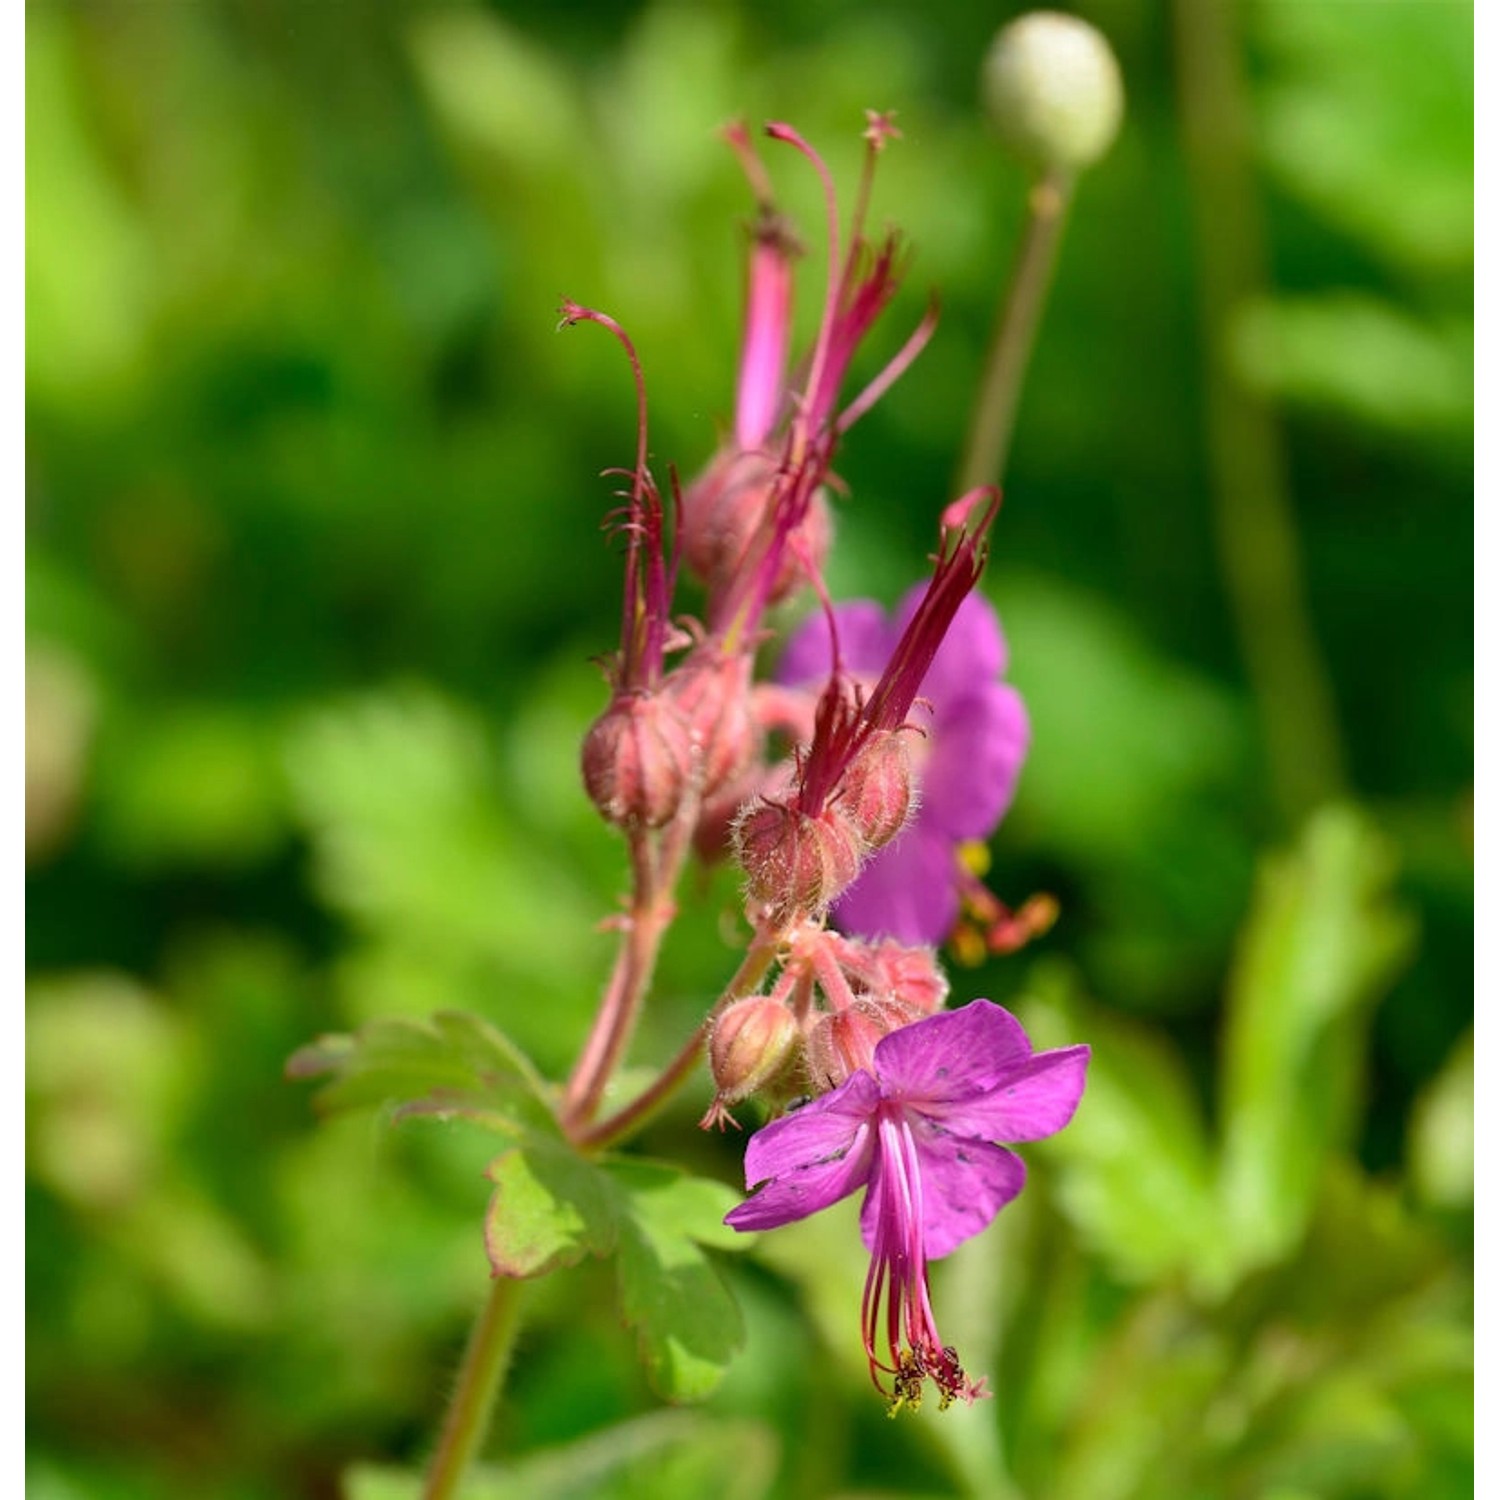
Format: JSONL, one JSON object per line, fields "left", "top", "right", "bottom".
{"left": 578, "top": 1021, "right": 710, "bottom": 1151}
{"left": 561, "top": 781, "right": 706, "bottom": 1133}
{"left": 421, "top": 1276, "right": 523, "bottom": 1500}
{"left": 561, "top": 832, "right": 668, "bottom": 1129}
{"left": 957, "top": 169, "right": 1074, "bottom": 495}
{"left": 579, "top": 926, "right": 782, "bottom": 1150}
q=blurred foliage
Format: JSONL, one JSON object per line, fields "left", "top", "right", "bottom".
{"left": 27, "top": 2, "right": 1470, "bottom": 1498}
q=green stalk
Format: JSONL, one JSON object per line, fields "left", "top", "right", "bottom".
{"left": 421, "top": 1276, "right": 524, "bottom": 1500}
{"left": 957, "top": 169, "right": 1075, "bottom": 494}
{"left": 1172, "top": 0, "right": 1345, "bottom": 823}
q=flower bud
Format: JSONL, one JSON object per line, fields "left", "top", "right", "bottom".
{"left": 734, "top": 798, "right": 864, "bottom": 929}
{"left": 983, "top": 12, "right": 1124, "bottom": 175}
{"left": 681, "top": 451, "right": 832, "bottom": 606}
{"left": 580, "top": 693, "right": 695, "bottom": 829}
{"left": 708, "top": 995, "right": 802, "bottom": 1107}
{"left": 660, "top": 646, "right": 755, "bottom": 799}
{"left": 693, "top": 757, "right": 793, "bottom": 865}
{"left": 838, "top": 730, "right": 914, "bottom": 851}
{"left": 805, "top": 998, "right": 922, "bottom": 1091}
{"left": 866, "top": 940, "right": 950, "bottom": 1014}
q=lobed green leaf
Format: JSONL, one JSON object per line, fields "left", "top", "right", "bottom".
{"left": 286, "top": 1009, "right": 554, "bottom": 1136}
{"left": 485, "top": 1137, "right": 618, "bottom": 1279}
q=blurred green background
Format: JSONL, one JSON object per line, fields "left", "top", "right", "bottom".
{"left": 26, "top": 2, "right": 1471, "bottom": 1497}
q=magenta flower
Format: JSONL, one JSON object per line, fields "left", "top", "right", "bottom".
{"left": 725, "top": 1000, "right": 1088, "bottom": 1410}
{"left": 778, "top": 584, "right": 1029, "bottom": 945}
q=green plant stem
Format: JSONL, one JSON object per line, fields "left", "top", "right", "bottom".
{"left": 1172, "top": 0, "right": 1345, "bottom": 823}
{"left": 957, "top": 169, "right": 1075, "bottom": 495}
{"left": 421, "top": 1275, "right": 523, "bottom": 1500}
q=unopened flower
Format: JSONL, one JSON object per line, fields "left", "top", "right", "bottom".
{"left": 725, "top": 1000, "right": 1088, "bottom": 1411}
{"left": 705, "top": 995, "right": 804, "bottom": 1127}
{"left": 779, "top": 563, "right": 1028, "bottom": 945}
{"left": 562, "top": 300, "right": 697, "bottom": 830}
{"left": 733, "top": 796, "right": 865, "bottom": 929}
{"left": 983, "top": 12, "right": 1124, "bottom": 176}
{"left": 805, "top": 996, "right": 921, "bottom": 1091}
{"left": 686, "top": 116, "right": 937, "bottom": 639}
{"left": 580, "top": 693, "right": 696, "bottom": 830}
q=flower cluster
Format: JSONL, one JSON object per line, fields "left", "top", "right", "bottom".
{"left": 569, "top": 114, "right": 1089, "bottom": 1413}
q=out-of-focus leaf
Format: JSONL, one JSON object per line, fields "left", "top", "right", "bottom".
{"left": 346, "top": 1410, "right": 777, "bottom": 1500}
{"left": 25, "top": 640, "right": 97, "bottom": 865}
{"left": 283, "top": 687, "right": 603, "bottom": 1001}
{"left": 287, "top": 1010, "right": 554, "bottom": 1135}
{"left": 27, "top": 972, "right": 276, "bottom": 1334}
{"left": 1213, "top": 1165, "right": 1471, "bottom": 1500}
{"left": 406, "top": 9, "right": 589, "bottom": 176}
{"left": 1043, "top": 1294, "right": 1233, "bottom": 1500}
{"left": 1255, "top": 0, "right": 1472, "bottom": 275}
{"left": 1230, "top": 294, "right": 1472, "bottom": 441}
{"left": 1409, "top": 1031, "right": 1473, "bottom": 1212}
{"left": 1035, "top": 1164, "right": 1470, "bottom": 1500}
{"left": 1020, "top": 964, "right": 1226, "bottom": 1290}
{"left": 998, "top": 577, "right": 1246, "bottom": 862}
{"left": 94, "top": 703, "right": 287, "bottom": 869}
{"left": 26, "top": 12, "right": 153, "bottom": 406}
{"left": 995, "top": 576, "right": 1255, "bottom": 1011}
{"left": 1218, "top": 807, "right": 1417, "bottom": 1278}
{"left": 27, "top": 973, "right": 193, "bottom": 1207}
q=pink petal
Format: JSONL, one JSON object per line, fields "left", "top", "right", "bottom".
{"left": 873, "top": 999, "right": 1035, "bottom": 1101}
{"left": 832, "top": 824, "right": 958, "bottom": 945}
{"left": 926, "top": 1044, "right": 1091, "bottom": 1144}
{"left": 725, "top": 1070, "right": 880, "bottom": 1232}
{"left": 858, "top": 1125, "right": 1026, "bottom": 1260}
{"left": 777, "top": 600, "right": 894, "bottom": 688}
{"left": 920, "top": 682, "right": 1030, "bottom": 838}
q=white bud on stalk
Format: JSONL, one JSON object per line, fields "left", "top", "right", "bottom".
{"left": 983, "top": 11, "right": 1124, "bottom": 175}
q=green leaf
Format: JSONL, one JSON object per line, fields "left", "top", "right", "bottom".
{"left": 1229, "top": 293, "right": 1471, "bottom": 441}
{"left": 283, "top": 689, "right": 602, "bottom": 998}
{"left": 607, "top": 1161, "right": 749, "bottom": 1403}
{"left": 485, "top": 1138, "right": 618, "bottom": 1279}
{"left": 286, "top": 1009, "right": 553, "bottom": 1135}
{"left": 1019, "top": 964, "right": 1226, "bottom": 1291}
{"left": 1409, "top": 1030, "right": 1473, "bottom": 1212}
{"left": 481, "top": 1149, "right": 749, "bottom": 1398}
{"left": 607, "top": 1159, "right": 747, "bottom": 1252}
{"left": 345, "top": 1410, "right": 777, "bottom": 1500}
{"left": 1218, "top": 807, "right": 1417, "bottom": 1278}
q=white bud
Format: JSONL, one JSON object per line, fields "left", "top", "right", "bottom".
{"left": 983, "top": 11, "right": 1124, "bottom": 175}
